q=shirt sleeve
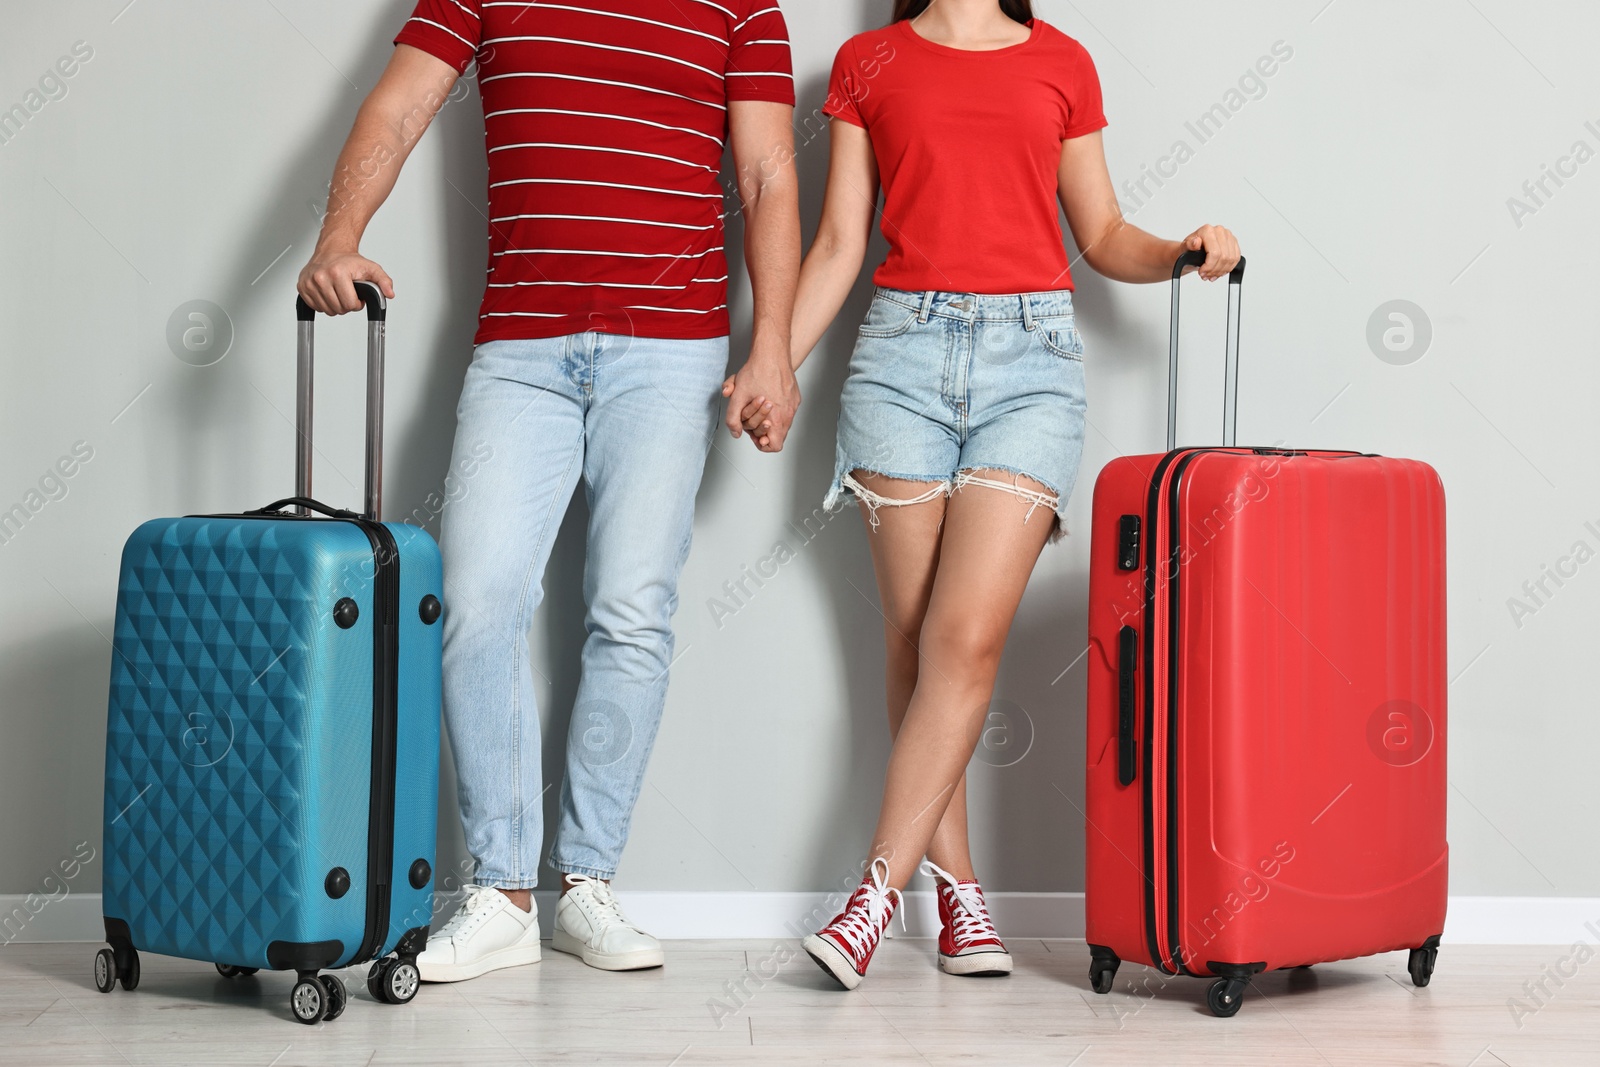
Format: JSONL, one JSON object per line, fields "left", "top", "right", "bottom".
{"left": 821, "top": 39, "right": 867, "bottom": 129}
{"left": 1062, "top": 38, "right": 1109, "bottom": 139}
{"left": 727, "top": 3, "right": 795, "bottom": 105}
{"left": 394, "top": 0, "right": 482, "bottom": 74}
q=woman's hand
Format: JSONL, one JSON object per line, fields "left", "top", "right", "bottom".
{"left": 721, "top": 376, "right": 777, "bottom": 450}
{"left": 1180, "top": 224, "right": 1242, "bottom": 282}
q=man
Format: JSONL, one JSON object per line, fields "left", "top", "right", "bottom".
{"left": 297, "top": 0, "right": 800, "bottom": 978}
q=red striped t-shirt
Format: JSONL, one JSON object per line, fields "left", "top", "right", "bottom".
{"left": 396, "top": 1, "right": 794, "bottom": 344}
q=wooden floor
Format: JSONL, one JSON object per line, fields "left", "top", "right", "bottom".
{"left": 2, "top": 939, "right": 1596, "bottom": 1065}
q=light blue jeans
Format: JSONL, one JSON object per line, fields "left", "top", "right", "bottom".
{"left": 439, "top": 332, "right": 728, "bottom": 887}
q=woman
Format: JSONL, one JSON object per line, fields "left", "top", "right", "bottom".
{"left": 733, "top": 0, "right": 1241, "bottom": 989}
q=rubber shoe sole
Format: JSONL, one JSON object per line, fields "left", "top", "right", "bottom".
{"left": 939, "top": 949, "right": 1013, "bottom": 977}
{"left": 551, "top": 927, "right": 664, "bottom": 971}
{"left": 418, "top": 940, "right": 541, "bottom": 983}
{"left": 802, "top": 934, "right": 864, "bottom": 991}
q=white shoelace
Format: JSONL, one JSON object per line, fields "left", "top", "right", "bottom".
{"left": 830, "top": 858, "right": 904, "bottom": 958}
{"left": 567, "top": 875, "right": 641, "bottom": 933}
{"left": 436, "top": 884, "right": 506, "bottom": 942}
{"left": 920, "top": 861, "right": 1001, "bottom": 947}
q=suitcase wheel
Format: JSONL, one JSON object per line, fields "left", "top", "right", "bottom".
{"left": 291, "top": 976, "right": 328, "bottom": 1024}
{"left": 1206, "top": 977, "right": 1248, "bottom": 1018}
{"left": 368, "top": 957, "right": 421, "bottom": 1005}
{"left": 1408, "top": 937, "right": 1441, "bottom": 988}
{"left": 93, "top": 943, "right": 140, "bottom": 993}
{"left": 320, "top": 974, "right": 348, "bottom": 1021}
{"left": 215, "top": 963, "right": 259, "bottom": 979}
{"left": 1088, "top": 946, "right": 1121, "bottom": 995}
{"left": 93, "top": 948, "right": 116, "bottom": 994}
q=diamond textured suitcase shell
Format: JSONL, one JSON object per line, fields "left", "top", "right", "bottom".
{"left": 102, "top": 514, "right": 441, "bottom": 971}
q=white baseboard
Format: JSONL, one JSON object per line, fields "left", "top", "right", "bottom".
{"left": 0, "top": 892, "right": 106, "bottom": 946}
{"left": 4, "top": 892, "right": 1596, "bottom": 947}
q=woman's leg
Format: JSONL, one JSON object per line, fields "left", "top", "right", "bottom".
{"left": 852, "top": 472, "right": 976, "bottom": 880}
{"left": 864, "top": 471, "right": 1057, "bottom": 890}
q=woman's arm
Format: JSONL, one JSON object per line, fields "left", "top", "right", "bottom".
{"left": 791, "top": 120, "right": 881, "bottom": 369}
{"left": 724, "top": 118, "right": 878, "bottom": 444}
{"left": 1057, "top": 130, "right": 1240, "bottom": 284}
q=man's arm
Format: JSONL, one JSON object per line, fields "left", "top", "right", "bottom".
{"left": 297, "top": 44, "right": 461, "bottom": 315}
{"left": 723, "top": 100, "right": 802, "bottom": 452}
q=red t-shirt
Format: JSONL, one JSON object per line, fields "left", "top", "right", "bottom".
{"left": 396, "top": 1, "right": 794, "bottom": 344}
{"left": 824, "top": 19, "right": 1107, "bottom": 295}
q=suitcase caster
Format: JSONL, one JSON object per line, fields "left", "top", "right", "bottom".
{"left": 367, "top": 957, "right": 420, "bottom": 1005}
{"left": 289, "top": 970, "right": 348, "bottom": 1024}
{"left": 320, "top": 974, "right": 348, "bottom": 1021}
{"left": 1408, "top": 936, "right": 1441, "bottom": 988}
{"left": 93, "top": 941, "right": 140, "bottom": 992}
{"left": 93, "top": 948, "right": 116, "bottom": 993}
{"left": 291, "top": 975, "right": 326, "bottom": 1024}
{"left": 215, "top": 963, "right": 259, "bottom": 979}
{"left": 1088, "top": 945, "right": 1121, "bottom": 994}
{"left": 1206, "top": 977, "right": 1249, "bottom": 1018}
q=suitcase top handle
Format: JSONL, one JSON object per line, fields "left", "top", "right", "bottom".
{"left": 293, "top": 282, "right": 388, "bottom": 521}
{"left": 1167, "top": 251, "right": 1246, "bottom": 452}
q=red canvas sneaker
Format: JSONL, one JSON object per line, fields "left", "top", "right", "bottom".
{"left": 922, "top": 861, "right": 1013, "bottom": 977}
{"left": 803, "top": 858, "right": 903, "bottom": 990}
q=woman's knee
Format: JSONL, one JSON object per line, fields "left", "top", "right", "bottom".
{"left": 918, "top": 613, "right": 1007, "bottom": 683}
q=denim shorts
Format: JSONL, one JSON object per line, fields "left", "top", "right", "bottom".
{"left": 824, "top": 287, "right": 1088, "bottom": 537}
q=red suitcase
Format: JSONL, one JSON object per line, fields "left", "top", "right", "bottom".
{"left": 1083, "top": 253, "right": 1448, "bottom": 1017}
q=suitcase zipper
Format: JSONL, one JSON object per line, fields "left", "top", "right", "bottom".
{"left": 351, "top": 520, "right": 400, "bottom": 966}
{"left": 1140, "top": 448, "right": 1193, "bottom": 975}
{"left": 1159, "top": 448, "right": 1225, "bottom": 976}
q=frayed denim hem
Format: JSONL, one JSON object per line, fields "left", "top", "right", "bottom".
{"left": 826, "top": 461, "right": 1069, "bottom": 540}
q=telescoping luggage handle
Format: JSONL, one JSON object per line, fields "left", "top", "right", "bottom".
{"left": 292, "top": 283, "right": 388, "bottom": 520}
{"left": 1167, "top": 250, "right": 1246, "bottom": 451}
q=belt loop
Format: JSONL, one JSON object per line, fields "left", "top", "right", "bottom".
{"left": 1021, "top": 294, "right": 1036, "bottom": 332}
{"left": 918, "top": 291, "right": 934, "bottom": 324}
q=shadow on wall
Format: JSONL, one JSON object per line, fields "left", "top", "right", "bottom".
{"left": 171, "top": 1, "right": 490, "bottom": 887}
{"left": 0, "top": 627, "right": 113, "bottom": 894}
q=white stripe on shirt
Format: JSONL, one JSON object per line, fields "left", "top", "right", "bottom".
{"left": 489, "top": 177, "right": 724, "bottom": 199}
{"left": 490, "top": 213, "right": 719, "bottom": 231}
{"left": 494, "top": 247, "right": 724, "bottom": 259}
{"left": 486, "top": 108, "right": 724, "bottom": 146}
{"left": 488, "top": 142, "right": 718, "bottom": 173}
{"left": 733, "top": 7, "right": 782, "bottom": 32}
{"left": 405, "top": 17, "right": 476, "bottom": 51}
{"left": 481, "top": 3, "right": 727, "bottom": 46}
{"left": 481, "top": 37, "right": 721, "bottom": 80}
{"left": 623, "top": 304, "right": 727, "bottom": 314}
{"left": 487, "top": 280, "right": 716, "bottom": 290}
{"left": 479, "top": 72, "right": 725, "bottom": 111}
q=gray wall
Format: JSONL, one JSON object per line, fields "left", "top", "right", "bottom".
{"left": 1, "top": 0, "right": 1595, "bottom": 903}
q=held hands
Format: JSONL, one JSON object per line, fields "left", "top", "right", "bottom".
{"left": 297, "top": 246, "right": 396, "bottom": 315}
{"left": 722, "top": 338, "right": 801, "bottom": 453}
{"left": 1180, "top": 225, "right": 1242, "bottom": 282}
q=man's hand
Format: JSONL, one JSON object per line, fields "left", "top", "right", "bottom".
{"left": 722, "top": 337, "right": 800, "bottom": 452}
{"left": 297, "top": 246, "right": 396, "bottom": 315}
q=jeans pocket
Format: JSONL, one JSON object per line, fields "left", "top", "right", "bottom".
{"left": 1038, "top": 318, "right": 1086, "bottom": 362}
{"left": 858, "top": 298, "right": 922, "bottom": 339}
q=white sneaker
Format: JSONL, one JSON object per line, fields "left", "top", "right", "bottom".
{"left": 417, "top": 884, "right": 541, "bottom": 982}
{"left": 552, "top": 876, "right": 664, "bottom": 971}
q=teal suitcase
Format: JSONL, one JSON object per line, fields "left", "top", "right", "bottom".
{"left": 96, "top": 285, "right": 442, "bottom": 1023}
